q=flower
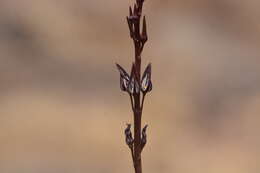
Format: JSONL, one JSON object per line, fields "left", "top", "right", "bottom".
{"left": 116, "top": 63, "right": 140, "bottom": 94}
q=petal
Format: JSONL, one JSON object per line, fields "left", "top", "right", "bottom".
{"left": 120, "top": 76, "right": 128, "bottom": 91}
{"left": 128, "top": 63, "right": 136, "bottom": 94}
{"left": 147, "top": 80, "right": 152, "bottom": 92}
{"left": 116, "top": 63, "right": 130, "bottom": 92}
{"left": 128, "top": 77, "right": 135, "bottom": 94}
{"left": 141, "top": 73, "right": 149, "bottom": 90}
{"left": 134, "top": 79, "right": 140, "bottom": 93}
{"left": 116, "top": 63, "right": 130, "bottom": 81}
{"left": 141, "top": 63, "right": 152, "bottom": 92}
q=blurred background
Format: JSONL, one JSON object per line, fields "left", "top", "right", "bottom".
{"left": 1, "top": 0, "right": 260, "bottom": 172}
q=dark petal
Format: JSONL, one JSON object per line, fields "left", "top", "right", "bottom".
{"left": 141, "top": 63, "right": 151, "bottom": 82}
{"left": 127, "top": 63, "right": 136, "bottom": 94}
{"left": 116, "top": 63, "right": 130, "bottom": 92}
{"left": 120, "top": 76, "right": 128, "bottom": 91}
{"left": 129, "top": 63, "right": 140, "bottom": 94}
{"left": 116, "top": 63, "right": 130, "bottom": 80}
{"left": 134, "top": 79, "right": 140, "bottom": 93}
{"left": 128, "top": 75, "right": 135, "bottom": 94}
{"left": 141, "top": 63, "right": 152, "bottom": 92}
{"left": 141, "top": 74, "right": 148, "bottom": 90}
{"left": 147, "top": 80, "right": 152, "bottom": 92}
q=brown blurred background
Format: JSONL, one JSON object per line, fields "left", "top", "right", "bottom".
{"left": 1, "top": 0, "right": 260, "bottom": 172}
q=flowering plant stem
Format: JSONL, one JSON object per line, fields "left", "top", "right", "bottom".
{"left": 116, "top": 0, "right": 152, "bottom": 173}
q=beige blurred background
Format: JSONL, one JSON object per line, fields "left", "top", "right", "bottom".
{"left": 1, "top": 0, "right": 260, "bottom": 172}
